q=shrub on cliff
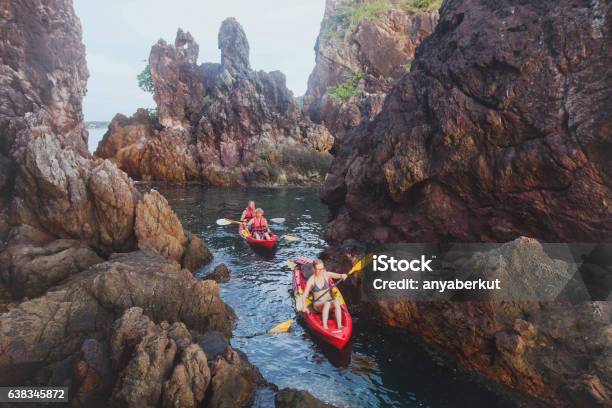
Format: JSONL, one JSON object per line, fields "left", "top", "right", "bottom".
{"left": 398, "top": 0, "right": 442, "bottom": 14}
{"left": 324, "top": 0, "right": 390, "bottom": 38}
{"left": 137, "top": 64, "right": 155, "bottom": 94}
{"left": 328, "top": 71, "right": 366, "bottom": 104}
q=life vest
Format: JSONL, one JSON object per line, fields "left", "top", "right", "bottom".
{"left": 243, "top": 207, "right": 255, "bottom": 221}
{"left": 250, "top": 216, "right": 268, "bottom": 235}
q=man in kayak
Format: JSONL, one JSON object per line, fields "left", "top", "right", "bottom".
{"left": 240, "top": 200, "right": 256, "bottom": 223}
{"left": 302, "top": 260, "right": 347, "bottom": 330}
{"left": 247, "top": 208, "right": 272, "bottom": 240}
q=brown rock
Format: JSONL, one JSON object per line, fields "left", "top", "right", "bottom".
{"left": 161, "top": 344, "right": 210, "bottom": 408}
{"left": 182, "top": 233, "right": 213, "bottom": 272}
{"left": 0, "top": 227, "right": 102, "bottom": 299}
{"left": 321, "top": 0, "right": 612, "bottom": 244}
{"left": 304, "top": 1, "right": 439, "bottom": 142}
{"left": 109, "top": 307, "right": 211, "bottom": 408}
{"left": 71, "top": 339, "right": 114, "bottom": 407}
{"left": 275, "top": 388, "right": 336, "bottom": 408}
{"left": 329, "top": 238, "right": 612, "bottom": 406}
{"left": 0, "top": 251, "right": 235, "bottom": 385}
{"left": 203, "top": 264, "right": 230, "bottom": 283}
{"left": 0, "top": 0, "right": 89, "bottom": 158}
{"left": 207, "top": 348, "right": 267, "bottom": 408}
{"left": 135, "top": 190, "right": 186, "bottom": 262}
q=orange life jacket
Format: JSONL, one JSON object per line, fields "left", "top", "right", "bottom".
{"left": 244, "top": 207, "right": 255, "bottom": 221}
{"left": 250, "top": 216, "right": 268, "bottom": 235}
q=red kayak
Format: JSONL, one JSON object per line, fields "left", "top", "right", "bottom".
{"left": 291, "top": 258, "right": 352, "bottom": 349}
{"left": 239, "top": 223, "right": 277, "bottom": 250}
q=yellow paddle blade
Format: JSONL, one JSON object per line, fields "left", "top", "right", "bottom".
{"left": 268, "top": 319, "right": 293, "bottom": 334}
{"left": 282, "top": 235, "right": 300, "bottom": 242}
{"left": 348, "top": 253, "right": 374, "bottom": 275}
{"left": 287, "top": 260, "right": 296, "bottom": 270}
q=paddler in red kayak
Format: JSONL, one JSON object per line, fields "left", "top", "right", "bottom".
{"left": 240, "top": 201, "right": 256, "bottom": 223}
{"left": 302, "top": 260, "right": 347, "bottom": 330}
{"left": 247, "top": 208, "right": 272, "bottom": 240}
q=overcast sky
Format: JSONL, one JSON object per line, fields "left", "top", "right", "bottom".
{"left": 74, "top": 0, "right": 325, "bottom": 121}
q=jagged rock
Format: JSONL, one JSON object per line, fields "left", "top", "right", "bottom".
{"left": 97, "top": 21, "right": 334, "bottom": 186}
{"left": 182, "top": 233, "right": 213, "bottom": 272}
{"left": 275, "top": 388, "right": 336, "bottom": 408}
{"left": 0, "top": 226, "right": 102, "bottom": 299}
{"left": 329, "top": 238, "right": 612, "bottom": 406}
{"left": 322, "top": 0, "right": 612, "bottom": 244}
{"left": 10, "top": 135, "right": 140, "bottom": 255}
{"left": 111, "top": 310, "right": 208, "bottom": 407}
{"left": 207, "top": 347, "right": 267, "bottom": 408}
{"left": 0, "top": 0, "right": 89, "bottom": 158}
{"left": 71, "top": 339, "right": 114, "bottom": 407}
{"left": 0, "top": 251, "right": 235, "bottom": 385}
{"left": 161, "top": 344, "right": 210, "bottom": 408}
{"left": 135, "top": 190, "right": 186, "bottom": 262}
{"left": 219, "top": 17, "right": 251, "bottom": 74}
{"left": 304, "top": 0, "right": 438, "bottom": 142}
{"left": 203, "top": 263, "right": 230, "bottom": 283}
{"left": 195, "top": 331, "right": 229, "bottom": 362}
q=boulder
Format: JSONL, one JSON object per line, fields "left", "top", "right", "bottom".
{"left": 0, "top": 226, "right": 102, "bottom": 299}
{"left": 0, "top": 251, "right": 235, "bottom": 384}
{"left": 135, "top": 190, "right": 186, "bottom": 262}
{"left": 203, "top": 263, "right": 230, "bottom": 283}
{"left": 182, "top": 233, "right": 213, "bottom": 272}
{"left": 275, "top": 388, "right": 336, "bottom": 408}
{"left": 207, "top": 348, "right": 267, "bottom": 408}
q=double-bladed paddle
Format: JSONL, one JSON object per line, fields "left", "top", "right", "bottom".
{"left": 216, "top": 217, "right": 299, "bottom": 241}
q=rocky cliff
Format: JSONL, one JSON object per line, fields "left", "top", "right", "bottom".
{"left": 304, "top": 0, "right": 439, "bottom": 143}
{"left": 322, "top": 0, "right": 612, "bottom": 244}
{"left": 322, "top": 0, "right": 612, "bottom": 406}
{"left": 96, "top": 20, "right": 334, "bottom": 186}
{"left": 0, "top": 1, "right": 270, "bottom": 405}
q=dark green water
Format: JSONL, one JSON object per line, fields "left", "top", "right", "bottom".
{"left": 150, "top": 184, "right": 516, "bottom": 408}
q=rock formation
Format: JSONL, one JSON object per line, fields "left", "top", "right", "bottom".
{"left": 321, "top": 0, "right": 612, "bottom": 406}
{"left": 0, "top": 2, "right": 273, "bottom": 406}
{"left": 321, "top": 0, "right": 612, "bottom": 244}
{"left": 304, "top": 0, "right": 439, "bottom": 143}
{"left": 96, "top": 20, "right": 334, "bottom": 186}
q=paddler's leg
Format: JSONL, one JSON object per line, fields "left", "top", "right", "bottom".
{"left": 333, "top": 298, "right": 342, "bottom": 329}
{"left": 321, "top": 301, "right": 331, "bottom": 329}
{"left": 264, "top": 232, "right": 271, "bottom": 240}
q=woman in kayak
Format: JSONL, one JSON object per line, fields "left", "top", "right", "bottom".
{"left": 240, "top": 201, "right": 256, "bottom": 223}
{"left": 247, "top": 208, "right": 271, "bottom": 240}
{"left": 303, "top": 260, "right": 347, "bottom": 330}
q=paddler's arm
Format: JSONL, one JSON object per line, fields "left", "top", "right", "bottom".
{"left": 326, "top": 271, "right": 348, "bottom": 281}
{"left": 240, "top": 210, "right": 247, "bottom": 222}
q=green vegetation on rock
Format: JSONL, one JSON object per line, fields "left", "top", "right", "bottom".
{"left": 137, "top": 64, "right": 155, "bottom": 94}
{"left": 323, "top": 0, "right": 390, "bottom": 39}
{"left": 327, "top": 71, "right": 366, "bottom": 104}
{"left": 397, "top": 0, "right": 442, "bottom": 14}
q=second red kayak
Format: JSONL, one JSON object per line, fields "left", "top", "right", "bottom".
{"left": 239, "top": 223, "right": 277, "bottom": 250}
{"left": 290, "top": 258, "right": 352, "bottom": 349}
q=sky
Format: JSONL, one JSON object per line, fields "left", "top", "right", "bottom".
{"left": 74, "top": 0, "right": 326, "bottom": 121}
